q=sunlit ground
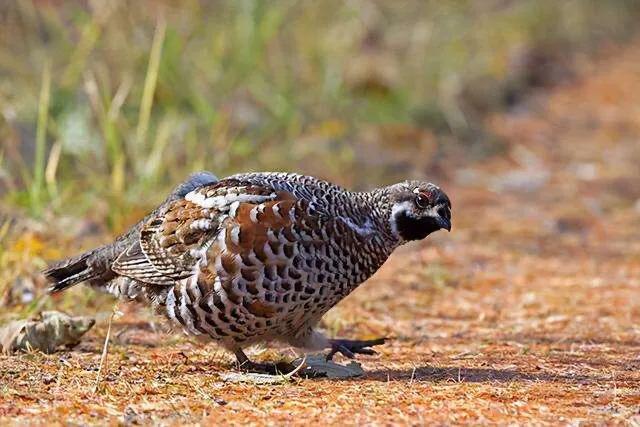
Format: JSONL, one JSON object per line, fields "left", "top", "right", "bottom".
{"left": 2, "top": 38, "right": 640, "bottom": 423}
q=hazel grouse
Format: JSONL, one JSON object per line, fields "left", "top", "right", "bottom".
{"left": 44, "top": 172, "right": 452, "bottom": 371}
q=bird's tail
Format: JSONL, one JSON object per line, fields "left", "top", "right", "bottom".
{"left": 43, "top": 250, "right": 98, "bottom": 293}
{"left": 44, "top": 171, "right": 219, "bottom": 294}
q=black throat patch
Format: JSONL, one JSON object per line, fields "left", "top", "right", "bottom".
{"left": 395, "top": 211, "right": 441, "bottom": 241}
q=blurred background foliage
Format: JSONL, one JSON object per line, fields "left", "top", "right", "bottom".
{"left": 0, "top": 0, "right": 639, "bottom": 234}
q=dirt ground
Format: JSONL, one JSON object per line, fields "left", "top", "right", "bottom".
{"left": 2, "top": 42, "right": 640, "bottom": 425}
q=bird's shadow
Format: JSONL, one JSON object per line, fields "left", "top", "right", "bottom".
{"left": 201, "top": 362, "right": 612, "bottom": 384}
{"left": 357, "top": 365, "right": 604, "bottom": 384}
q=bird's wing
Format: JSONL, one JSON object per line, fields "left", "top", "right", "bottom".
{"left": 111, "top": 179, "right": 309, "bottom": 285}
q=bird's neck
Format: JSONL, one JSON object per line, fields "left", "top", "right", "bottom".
{"left": 349, "top": 188, "right": 401, "bottom": 250}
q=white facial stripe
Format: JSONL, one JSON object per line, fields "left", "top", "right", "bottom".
{"left": 427, "top": 205, "right": 440, "bottom": 217}
{"left": 389, "top": 200, "right": 413, "bottom": 239}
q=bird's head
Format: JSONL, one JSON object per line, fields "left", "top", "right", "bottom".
{"left": 385, "top": 181, "right": 452, "bottom": 243}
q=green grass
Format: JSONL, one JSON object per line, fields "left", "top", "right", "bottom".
{"left": 0, "top": 0, "right": 638, "bottom": 228}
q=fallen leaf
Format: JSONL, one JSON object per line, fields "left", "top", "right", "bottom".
{"left": 0, "top": 311, "right": 95, "bottom": 354}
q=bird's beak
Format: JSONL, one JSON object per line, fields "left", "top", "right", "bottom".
{"left": 436, "top": 216, "right": 451, "bottom": 232}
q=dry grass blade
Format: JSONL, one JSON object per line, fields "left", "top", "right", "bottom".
{"left": 31, "top": 60, "right": 51, "bottom": 213}
{"left": 135, "top": 14, "right": 166, "bottom": 151}
{"left": 45, "top": 141, "right": 61, "bottom": 200}
{"left": 285, "top": 355, "right": 307, "bottom": 378}
{"left": 94, "top": 302, "right": 119, "bottom": 394}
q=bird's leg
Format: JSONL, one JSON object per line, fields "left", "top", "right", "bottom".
{"left": 233, "top": 348, "right": 295, "bottom": 375}
{"left": 233, "top": 348, "right": 252, "bottom": 370}
{"left": 326, "top": 337, "right": 387, "bottom": 361}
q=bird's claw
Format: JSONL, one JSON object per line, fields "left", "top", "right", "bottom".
{"left": 235, "top": 360, "right": 296, "bottom": 375}
{"left": 326, "top": 337, "right": 387, "bottom": 361}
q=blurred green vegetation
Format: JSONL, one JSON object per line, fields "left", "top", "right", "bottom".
{"left": 0, "top": 0, "right": 638, "bottom": 232}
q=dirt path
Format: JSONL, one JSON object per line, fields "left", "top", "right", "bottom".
{"left": 2, "top": 43, "right": 640, "bottom": 425}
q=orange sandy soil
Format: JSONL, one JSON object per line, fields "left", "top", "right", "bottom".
{"left": 2, "top": 42, "right": 640, "bottom": 425}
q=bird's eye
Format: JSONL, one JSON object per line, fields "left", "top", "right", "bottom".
{"left": 415, "top": 193, "right": 430, "bottom": 209}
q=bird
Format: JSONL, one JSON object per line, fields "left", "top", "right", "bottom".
{"left": 44, "top": 171, "right": 451, "bottom": 373}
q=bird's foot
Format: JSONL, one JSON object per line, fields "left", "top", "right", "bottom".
{"left": 236, "top": 358, "right": 330, "bottom": 379}
{"left": 235, "top": 359, "right": 297, "bottom": 375}
{"left": 233, "top": 349, "right": 323, "bottom": 378}
{"left": 326, "top": 337, "right": 387, "bottom": 361}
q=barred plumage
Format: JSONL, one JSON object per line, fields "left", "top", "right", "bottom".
{"left": 44, "top": 171, "right": 451, "bottom": 370}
